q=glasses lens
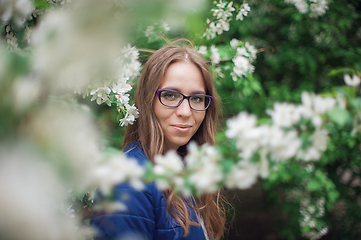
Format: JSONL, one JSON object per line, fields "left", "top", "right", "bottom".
{"left": 189, "top": 95, "right": 212, "bottom": 111}
{"left": 160, "top": 91, "right": 183, "bottom": 107}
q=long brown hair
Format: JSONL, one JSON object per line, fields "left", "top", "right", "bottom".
{"left": 123, "top": 42, "right": 226, "bottom": 240}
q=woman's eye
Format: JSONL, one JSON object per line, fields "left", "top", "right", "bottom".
{"left": 191, "top": 96, "right": 204, "bottom": 103}
{"left": 162, "top": 92, "right": 177, "bottom": 100}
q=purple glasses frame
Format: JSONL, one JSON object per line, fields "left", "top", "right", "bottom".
{"left": 156, "top": 89, "right": 213, "bottom": 111}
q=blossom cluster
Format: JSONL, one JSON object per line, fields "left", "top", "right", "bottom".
{"left": 285, "top": 0, "right": 328, "bottom": 18}
{"left": 91, "top": 153, "right": 145, "bottom": 196}
{"left": 286, "top": 186, "right": 328, "bottom": 240}
{"left": 152, "top": 142, "right": 223, "bottom": 195}
{"left": 85, "top": 44, "right": 141, "bottom": 126}
{"left": 230, "top": 39, "right": 257, "bottom": 80}
{"left": 197, "top": 39, "right": 257, "bottom": 81}
{"left": 145, "top": 22, "right": 171, "bottom": 41}
{"left": 203, "top": 1, "right": 250, "bottom": 39}
{"left": 226, "top": 92, "right": 336, "bottom": 164}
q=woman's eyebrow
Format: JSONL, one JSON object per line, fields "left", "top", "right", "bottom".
{"left": 162, "top": 87, "right": 206, "bottom": 95}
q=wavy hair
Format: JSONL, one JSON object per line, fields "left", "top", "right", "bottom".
{"left": 123, "top": 42, "right": 226, "bottom": 240}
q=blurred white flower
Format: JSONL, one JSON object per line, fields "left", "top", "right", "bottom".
{"left": 237, "top": 47, "right": 249, "bottom": 57}
{"left": 93, "top": 201, "right": 127, "bottom": 214}
{"left": 210, "top": 45, "right": 221, "bottom": 64}
{"left": 236, "top": 2, "right": 250, "bottom": 21}
{"left": 226, "top": 160, "right": 258, "bottom": 189}
{"left": 344, "top": 74, "right": 360, "bottom": 87}
{"left": 285, "top": 0, "right": 308, "bottom": 13}
{"left": 0, "top": 0, "right": 34, "bottom": 26}
{"left": 309, "top": 0, "right": 328, "bottom": 18}
{"left": 184, "top": 143, "right": 223, "bottom": 193}
{"left": 230, "top": 38, "right": 240, "bottom": 48}
{"left": 197, "top": 45, "right": 207, "bottom": 55}
{"left": 31, "top": 1, "right": 125, "bottom": 93}
{"left": 0, "top": 144, "right": 84, "bottom": 240}
{"left": 154, "top": 151, "right": 184, "bottom": 175}
{"left": 267, "top": 102, "right": 302, "bottom": 128}
{"left": 12, "top": 76, "right": 41, "bottom": 112}
{"left": 285, "top": 0, "right": 328, "bottom": 18}
{"left": 25, "top": 104, "right": 102, "bottom": 190}
{"left": 91, "top": 153, "right": 145, "bottom": 195}
{"left": 300, "top": 92, "right": 336, "bottom": 127}
{"left": 188, "top": 163, "right": 223, "bottom": 193}
{"left": 226, "top": 112, "right": 257, "bottom": 139}
{"left": 118, "top": 44, "right": 141, "bottom": 82}
{"left": 245, "top": 42, "right": 257, "bottom": 60}
{"left": 297, "top": 128, "right": 328, "bottom": 161}
{"left": 268, "top": 126, "right": 301, "bottom": 161}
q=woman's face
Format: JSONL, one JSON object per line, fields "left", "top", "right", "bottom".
{"left": 154, "top": 61, "right": 206, "bottom": 153}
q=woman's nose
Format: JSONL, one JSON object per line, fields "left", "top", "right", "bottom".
{"left": 175, "top": 99, "right": 192, "bottom": 117}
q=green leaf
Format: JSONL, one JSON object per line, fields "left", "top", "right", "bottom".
{"left": 327, "top": 107, "right": 350, "bottom": 127}
{"left": 307, "top": 179, "right": 321, "bottom": 192}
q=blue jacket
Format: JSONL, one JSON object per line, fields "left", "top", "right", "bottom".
{"left": 91, "top": 141, "right": 207, "bottom": 240}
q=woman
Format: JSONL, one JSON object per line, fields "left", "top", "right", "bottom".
{"left": 91, "top": 43, "right": 226, "bottom": 240}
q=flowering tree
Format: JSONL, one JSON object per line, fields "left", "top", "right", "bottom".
{"left": 1, "top": 0, "right": 361, "bottom": 240}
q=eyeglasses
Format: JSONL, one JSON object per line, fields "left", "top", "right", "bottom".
{"left": 156, "top": 89, "right": 213, "bottom": 111}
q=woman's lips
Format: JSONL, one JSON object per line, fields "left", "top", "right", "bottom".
{"left": 172, "top": 124, "right": 191, "bottom": 133}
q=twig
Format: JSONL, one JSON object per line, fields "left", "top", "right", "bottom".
{"left": 257, "top": 46, "right": 275, "bottom": 53}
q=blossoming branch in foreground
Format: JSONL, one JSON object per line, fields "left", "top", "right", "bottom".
{"left": 0, "top": 0, "right": 34, "bottom": 26}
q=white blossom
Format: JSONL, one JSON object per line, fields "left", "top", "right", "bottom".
{"left": 344, "top": 74, "right": 360, "bottom": 87}
{"left": 0, "top": 145, "right": 84, "bottom": 240}
{"left": 0, "top": 0, "right": 34, "bottom": 26}
{"left": 230, "top": 38, "right": 240, "bottom": 48}
{"left": 91, "top": 153, "right": 145, "bottom": 195}
{"left": 299, "top": 92, "right": 336, "bottom": 127}
{"left": 197, "top": 45, "right": 207, "bottom": 55}
{"left": 90, "top": 86, "right": 111, "bottom": 105}
{"left": 12, "top": 76, "right": 41, "bottom": 112}
{"left": 31, "top": 2, "right": 124, "bottom": 93}
{"left": 25, "top": 104, "right": 102, "bottom": 190}
{"left": 203, "top": 0, "right": 235, "bottom": 39}
{"left": 232, "top": 55, "right": 254, "bottom": 79}
{"left": 268, "top": 126, "right": 301, "bottom": 161}
{"left": 119, "top": 104, "right": 139, "bottom": 126}
{"left": 226, "top": 160, "right": 258, "bottom": 189}
{"left": 154, "top": 151, "right": 184, "bottom": 175}
{"left": 210, "top": 45, "right": 221, "bottom": 64}
{"left": 236, "top": 2, "right": 250, "bottom": 21}
{"left": 245, "top": 42, "right": 257, "bottom": 60}
{"left": 309, "top": 0, "right": 328, "bottom": 18}
{"left": 185, "top": 143, "right": 223, "bottom": 193}
{"left": 188, "top": 163, "right": 223, "bottom": 193}
{"left": 267, "top": 102, "right": 302, "bottom": 128}
{"left": 285, "top": 0, "right": 328, "bottom": 18}
{"left": 92, "top": 201, "right": 127, "bottom": 214}
{"left": 226, "top": 112, "right": 257, "bottom": 139}
{"left": 237, "top": 47, "right": 249, "bottom": 57}
{"left": 297, "top": 128, "right": 328, "bottom": 161}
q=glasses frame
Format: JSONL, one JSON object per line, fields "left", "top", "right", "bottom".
{"left": 156, "top": 89, "right": 213, "bottom": 111}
